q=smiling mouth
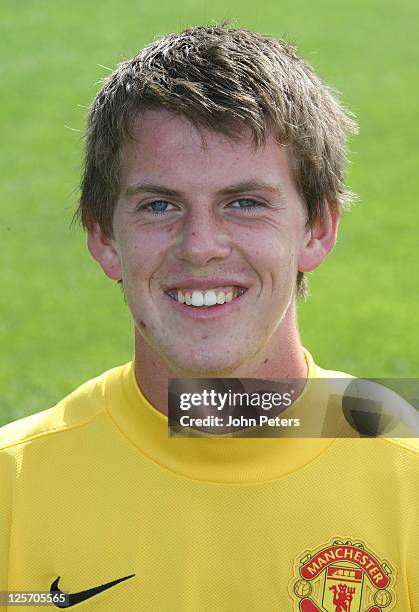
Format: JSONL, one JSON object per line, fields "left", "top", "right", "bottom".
{"left": 165, "top": 287, "right": 247, "bottom": 308}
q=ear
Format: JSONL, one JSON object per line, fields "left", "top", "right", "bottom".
{"left": 298, "top": 202, "right": 340, "bottom": 272}
{"left": 87, "top": 223, "right": 122, "bottom": 281}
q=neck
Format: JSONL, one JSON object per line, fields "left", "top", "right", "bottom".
{"left": 134, "top": 303, "right": 307, "bottom": 417}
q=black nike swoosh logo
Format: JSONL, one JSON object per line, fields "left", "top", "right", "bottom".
{"left": 50, "top": 574, "right": 135, "bottom": 607}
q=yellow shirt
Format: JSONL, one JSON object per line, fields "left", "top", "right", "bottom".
{"left": 0, "top": 352, "right": 417, "bottom": 611}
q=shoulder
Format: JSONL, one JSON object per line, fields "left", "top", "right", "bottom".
{"left": 311, "top": 355, "right": 419, "bottom": 456}
{"left": 0, "top": 363, "right": 129, "bottom": 453}
{"left": 343, "top": 377, "right": 419, "bottom": 450}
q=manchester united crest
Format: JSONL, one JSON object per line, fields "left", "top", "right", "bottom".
{"left": 289, "top": 538, "right": 396, "bottom": 611}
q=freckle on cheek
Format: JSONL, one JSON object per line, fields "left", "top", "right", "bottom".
{"left": 139, "top": 320, "right": 146, "bottom": 329}
{"left": 264, "top": 358, "right": 269, "bottom": 364}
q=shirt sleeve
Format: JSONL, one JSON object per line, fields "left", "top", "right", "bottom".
{"left": 0, "top": 447, "right": 15, "bottom": 610}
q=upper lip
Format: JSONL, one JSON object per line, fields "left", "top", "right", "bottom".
{"left": 163, "top": 278, "right": 249, "bottom": 291}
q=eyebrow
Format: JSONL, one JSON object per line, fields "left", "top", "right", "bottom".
{"left": 125, "top": 180, "right": 283, "bottom": 198}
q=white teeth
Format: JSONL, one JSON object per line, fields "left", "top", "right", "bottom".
{"left": 170, "top": 287, "right": 246, "bottom": 307}
{"left": 191, "top": 291, "right": 204, "bottom": 307}
{"left": 203, "top": 290, "right": 217, "bottom": 306}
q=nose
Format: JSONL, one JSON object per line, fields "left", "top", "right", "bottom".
{"left": 173, "top": 207, "right": 231, "bottom": 266}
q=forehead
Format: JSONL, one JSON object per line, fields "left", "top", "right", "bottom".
{"left": 119, "top": 109, "right": 297, "bottom": 193}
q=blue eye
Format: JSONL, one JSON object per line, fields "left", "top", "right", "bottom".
{"left": 143, "top": 200, "right": 175, "bottom": 215}
{"left": 230, "top": 198, "right": 263, "bottom": 211}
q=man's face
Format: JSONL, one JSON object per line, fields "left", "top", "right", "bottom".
{"left": 97, "top": 110, "right": 316, "bottom": 375}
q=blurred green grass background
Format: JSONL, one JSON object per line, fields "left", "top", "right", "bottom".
{"left": 1, "top": 0, "right": 418, "bottom": 426}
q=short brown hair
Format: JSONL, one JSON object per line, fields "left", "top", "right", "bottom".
{"left": 76, "top": 25, "right": 358, "bottom": 296}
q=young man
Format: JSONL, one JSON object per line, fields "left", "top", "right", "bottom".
{"left": 0, "top": 26, "right": 417, "bottom": 611}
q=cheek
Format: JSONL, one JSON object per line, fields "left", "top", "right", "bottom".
{"left": 255, "top": 237, "right": 297, "bottom": 274}
{"left": 119, "top": 231, "right": 165, "bottom": 277}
